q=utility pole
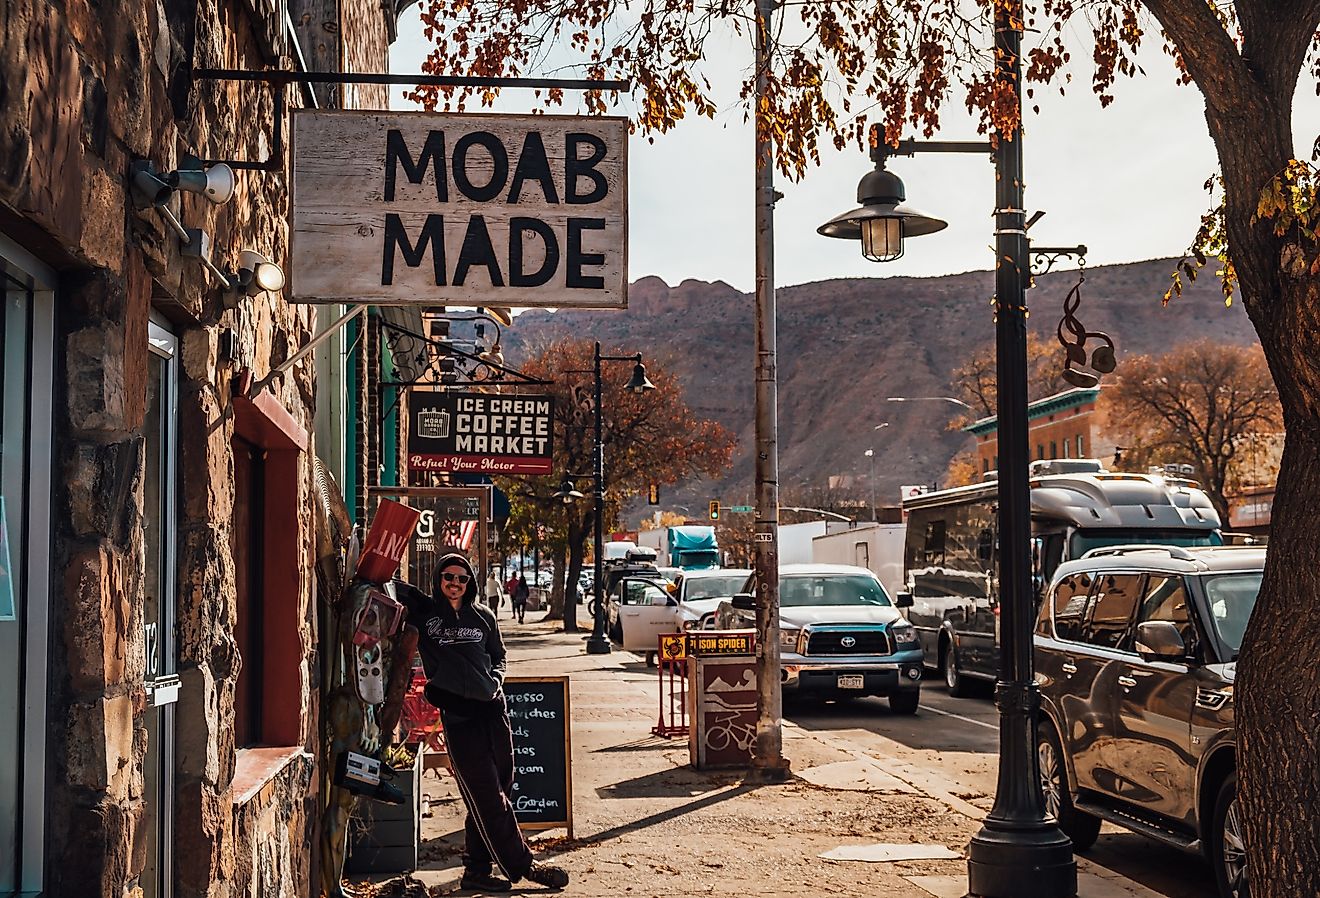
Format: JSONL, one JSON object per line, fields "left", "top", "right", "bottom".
{"left": 751, "top": 0, "right": 785, "bottom": 775}
{"left": 865, "top": 448, "right": 876, "bottom": 522}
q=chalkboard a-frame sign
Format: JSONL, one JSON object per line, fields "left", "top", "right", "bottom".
{"left": 505, "top": 676, "right": 573, "bottom": 837}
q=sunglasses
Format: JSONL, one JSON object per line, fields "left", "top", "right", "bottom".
{"left": 441, "top": 572, "right": 471, "bottom": 585}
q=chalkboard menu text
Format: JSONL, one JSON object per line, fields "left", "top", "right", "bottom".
{"left": 505, "top": 676, "right": 573, "bottom": 835}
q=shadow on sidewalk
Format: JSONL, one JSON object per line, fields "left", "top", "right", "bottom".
{"left": 595, "top": 766, "right": 741, "bottom": 799}
{"left": 591, "top": 737, "right": 678, "bottom": 753}
{"left": 555, "top": 782, "right": 760, "bottom": 850}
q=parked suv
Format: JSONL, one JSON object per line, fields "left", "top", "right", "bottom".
{"left": 1034, "top": 545, "right": 1261, "bottom": 898}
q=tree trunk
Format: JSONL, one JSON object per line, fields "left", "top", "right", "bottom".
{"left": 565, "top": 539, "right": 586, "bottom": 633}
{"left": 1136, "top": 3, "right": 1320, "bottom": 886}
{"left": 1236, "top": 410, "right": 1320, "bottom": 896}
{"left": 552, "top": 541, "right": 573, "bottom": 632}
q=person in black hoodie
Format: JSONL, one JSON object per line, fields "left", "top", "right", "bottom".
{"left": 396, "top": 551, "right": 569, "bottom": 893}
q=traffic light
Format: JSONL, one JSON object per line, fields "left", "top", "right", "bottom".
{"left": 709, "top": 500, "right": 720, "bottom": 520}
{"left": 648, "top": 483, "right": 660, "bottom": 505}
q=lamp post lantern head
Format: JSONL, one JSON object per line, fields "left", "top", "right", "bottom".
{"left": 626, "top": 362, "right": 655, "bottom": 394}
{"left": 552, "top": 479, "right": 585, "bottom": 504}
{"left": 817, "top": 156, "right": 947, "bottom": 262}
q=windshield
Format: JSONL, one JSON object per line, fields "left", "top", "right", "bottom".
{"left": 682, "top": 576, "right": 747, "bottom": 601}
{"left": 776, "top": 575, "right": 892, "bottom": 608}
{"left": 1201, "top": 572, "right": 1261, "bottom": 656}
{"left": 1069, "top": 528, "right": 1223, "bottom": 558}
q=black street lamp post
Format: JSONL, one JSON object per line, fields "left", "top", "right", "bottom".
{"left": 586, "top": 341, "right": 655, "bottom": 655}
{"left": 818, "top": 2, "right": 1080, "bottom": 895}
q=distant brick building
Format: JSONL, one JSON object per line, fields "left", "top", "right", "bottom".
{"left": 964, "top": 387, "right": 1117, "bottom": 476}
{"left": 0, "top": 1, "right": 403, "bottom": 894}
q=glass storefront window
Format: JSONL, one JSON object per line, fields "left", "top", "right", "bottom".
{"left": 0, "top": 265, "right": 33, "bottom": 892}
{"left": 0, "top": 240, "right": 54, "bottom": 896}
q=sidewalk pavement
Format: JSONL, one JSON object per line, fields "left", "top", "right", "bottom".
{"left": 382, "top": 615, "right": 1165, "bottom": 898}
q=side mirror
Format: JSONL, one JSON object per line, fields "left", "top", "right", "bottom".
{"left": 895, "top": 591, "right": 914, "bottom": 608}
{"left": 731, "top": 592, "right": 756, "bottom": 611}
{"left": 1134, "top": 620, "right": 1186, "bottom": 662}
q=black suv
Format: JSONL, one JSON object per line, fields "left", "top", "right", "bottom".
{"left": 1034, "top": 545, "right": 1261, "bottom": 898}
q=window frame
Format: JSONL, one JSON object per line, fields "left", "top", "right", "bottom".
{"left": 1080, "top": 572, "right": 1147, "bottom": 652}
{"left": 1047, "top": 571, "right": 1096, "bottom": 642}
{"left": 1123, "top": 573, "right": 1197, "bottom": 658}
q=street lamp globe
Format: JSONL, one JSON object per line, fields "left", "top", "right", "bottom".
{"left": 626, "top": 362, "right": 656, "bottom": 394}
{"left": 816, "top": 158, "right": 947, "bottom": 262}
{"left": 552, "top": 480, "right": 584, "bottom": 504}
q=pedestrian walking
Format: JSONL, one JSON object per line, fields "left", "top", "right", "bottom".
{"left": 396, "top": 553, "right": 569, "bottom": 892}
{"left": 512, "top": 574, "right": 530, "bottom": 624}
{"left": 485, "top": 568, "right": 503, "bottom": 618}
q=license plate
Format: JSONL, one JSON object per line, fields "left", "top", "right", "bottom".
{"left": 838, "top": 675, "right": 865, "bottom": 689}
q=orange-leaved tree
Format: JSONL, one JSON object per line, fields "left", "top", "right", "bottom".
{"left": 1103, "top": 341, "right": 1282, "bottom": 525}
{"left": 496, "top": 338, "right": 734, "bottom": 631}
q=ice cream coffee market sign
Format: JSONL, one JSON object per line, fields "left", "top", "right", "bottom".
{"left": 291, "top": 110, "right": 628, "bottom": 308}
{"left": 409, "top": 391, "right": 554, "bottom": 475}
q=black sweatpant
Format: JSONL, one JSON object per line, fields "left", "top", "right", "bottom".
{"left": 441, "top": 706, "right": 534, "bottom": 880}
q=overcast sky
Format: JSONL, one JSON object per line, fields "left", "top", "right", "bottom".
{"left": 389, "top": 9, "right": 1319, "bottom": 293}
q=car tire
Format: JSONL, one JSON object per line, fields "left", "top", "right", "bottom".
{"left": 889, "top": 690, "right": 920, "bottom": 715}
{"left": 1210, "top": 774, "right": 1248, "bottom": 898}
{"left": 943, "top": 641, "right": 971, "bottom": 698}
{"left": 1037, "top": 723, "right": 1101, "bottom": 851}
{"left": 645, "top": 650, "right": 657, "bottom": 668}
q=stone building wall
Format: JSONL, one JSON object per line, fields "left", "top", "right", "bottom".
{"left": 0, "top": 0, "right": 394, "bottom": 894}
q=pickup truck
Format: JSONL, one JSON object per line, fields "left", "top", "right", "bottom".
{"left": 714, "top": 563, "right": 923, "bottom": 714}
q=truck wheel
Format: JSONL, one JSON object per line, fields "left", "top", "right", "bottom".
{"left": 944, "top": 642, "right": 971, "bottom": 698}
{"left": 889, "top": 690, "right": 920, "bottom": 715}
{"left": 1037, "top": 723, "right": 1101, "bottom": 851}
{"left": 645, "top": 651, "right": 658, "bottom": 668}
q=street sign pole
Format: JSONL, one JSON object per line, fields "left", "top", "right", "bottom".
{"left": 751, "top": 0, "right": 787, "bottom": 778}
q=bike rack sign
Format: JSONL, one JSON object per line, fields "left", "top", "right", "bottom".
{"left": 688, "top": 655, "right": 757, "bottom": 769}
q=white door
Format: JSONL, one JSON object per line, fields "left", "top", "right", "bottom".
{"left": 618, "top": 579, "right": 679, "bottom": 653}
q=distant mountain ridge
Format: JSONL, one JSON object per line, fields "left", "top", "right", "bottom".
{"left": 504, "top": 258, "right": 1257, "bottom": 516}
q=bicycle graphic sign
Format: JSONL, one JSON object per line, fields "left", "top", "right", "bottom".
{"left": 690, "top": 658, "right": 758, "bottom": 769}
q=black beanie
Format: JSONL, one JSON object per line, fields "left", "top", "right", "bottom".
{"left": 433, "top": 552, "right": 479, "bottom": 605}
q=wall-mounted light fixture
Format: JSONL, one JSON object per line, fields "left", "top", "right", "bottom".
{"left": 170, "top": 155, "right": 236, "bottom": 205}
{"left": 130, "top": 157, "right": 236, "bottom": 209}
{"left": 130, "top": 156, "right": 241, "bottom": 289}
{"left": 224, "top": 250, "right": 286, "bottom": 307}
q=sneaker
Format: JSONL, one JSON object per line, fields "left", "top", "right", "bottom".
{"left": 524, "top": 861, "right": 569, "bottom": 889}
{"left": 460, "top": 869, "right": 512, "bottom": 892}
